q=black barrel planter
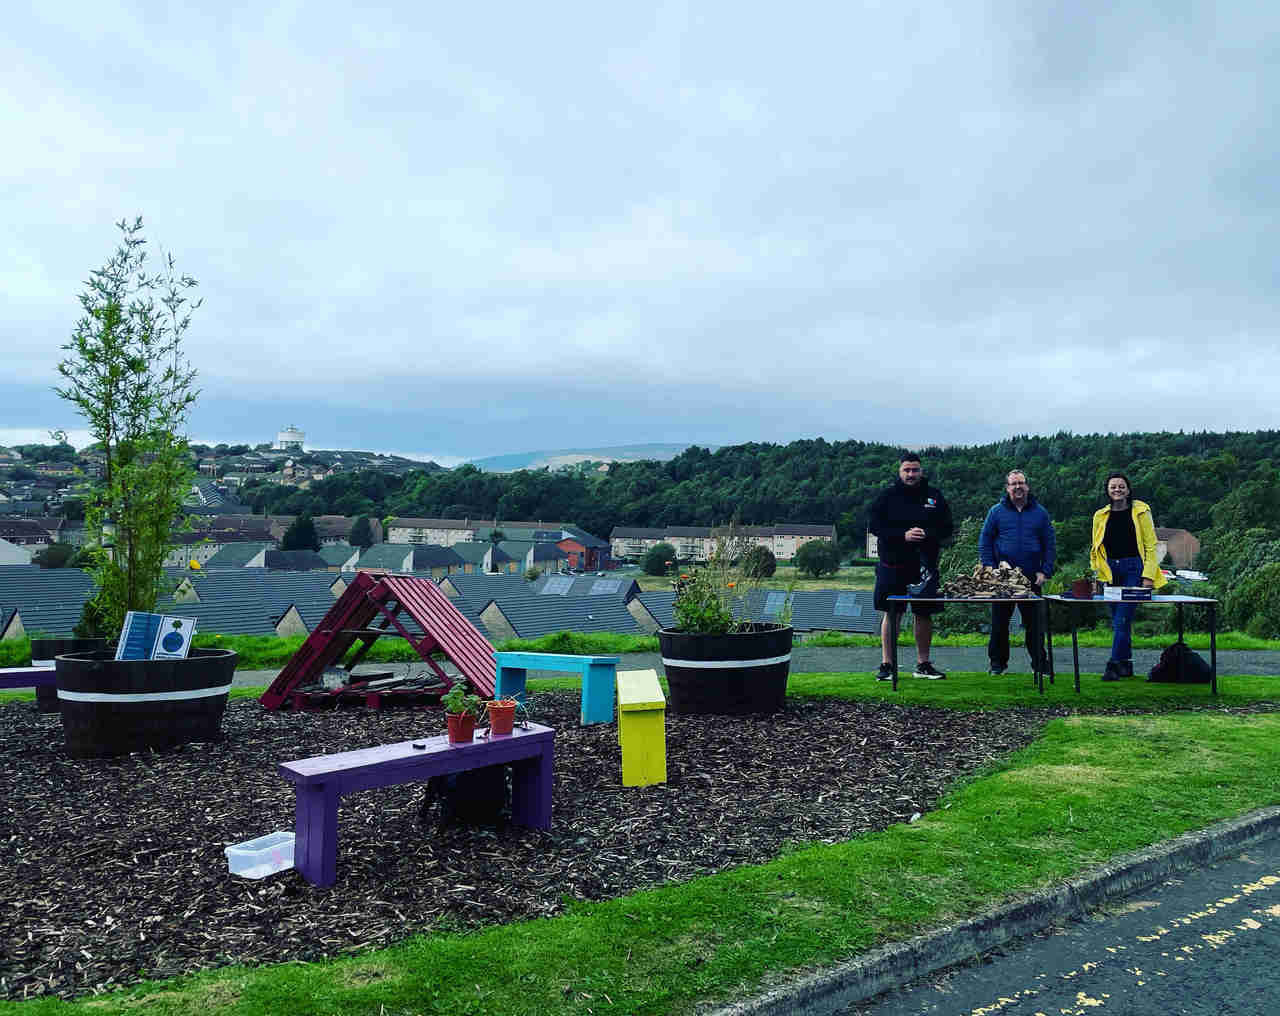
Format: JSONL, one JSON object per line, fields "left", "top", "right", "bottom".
{"left": 658, "top": 623, "right": 793, "bottom": 715}
{"left": 30, "top": 637, "right": 106, "bottom": 714}
{"left": 55, "top": 648, "right": 238, "bottom": 758}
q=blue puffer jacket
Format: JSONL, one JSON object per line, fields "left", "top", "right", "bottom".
{"left": 979, "top": 494, "right": 1056, "bottom": 580}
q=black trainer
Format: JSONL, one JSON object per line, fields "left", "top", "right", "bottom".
{"left": 1102, "top": 660, "right": 1122, "bottom": 682}
{"left": 875, "top": 663, "right": 894, "bottom": 682}
{"left": 988, "top": 664, "right": 1007, "bottom": 675}
{"left": 912, "top": 661, "right": 946, "bottom": 680}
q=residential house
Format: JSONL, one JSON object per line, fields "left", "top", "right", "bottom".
{"left": 609, "top": 523, "right": 836, "bottom": 563}
{"left": 0, "top": 519, "right": 52, "bottom": 547}
{"left": 0, "top": 539, "right": 32, "bottom": 565}
{"left": 1155, "top": 528, "right": 1200, "bottom": 570}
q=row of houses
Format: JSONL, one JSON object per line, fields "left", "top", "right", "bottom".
{"left": 0, "top": 566, "right": 880, "bottom": 644}
{"left": 188, "top": 538, "right": 581, "bottom": 578}
{"left": 384, "top": 518, "right": 613, "bottom": 570}
{"left": 608, "top": 524, "right": 836, "bottom": 563}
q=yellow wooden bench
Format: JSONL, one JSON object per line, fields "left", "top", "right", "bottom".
{"left": 616, "top": 669, "right": 667, "bottom": 787}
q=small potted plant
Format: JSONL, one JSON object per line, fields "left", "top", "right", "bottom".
{"left": 484, "top": 698, "right": 519, "bottom": 735}
{"left": 1069, "top": 573, "right": 1095, "bottom": 599}
{"left": 441, "top": 685, "right": 484, "bottom": 744}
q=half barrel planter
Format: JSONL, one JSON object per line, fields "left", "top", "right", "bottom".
{"left": 55, "top": 648, "right": 239, "bottom": 758}
{"left": 30, "top": 637, "right": 106, "bottom": 714}
{"left": 658, "top": 623, "right": 794, "bottom": 715}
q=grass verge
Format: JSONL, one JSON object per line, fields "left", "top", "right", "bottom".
{"left": 5, "top": 628, "right": 1268, "bottom": 674}
{"left": 4, "top": 699, "right": 1280, "bottom": 1014}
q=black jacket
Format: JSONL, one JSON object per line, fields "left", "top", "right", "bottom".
{"left": 867, "top": 479, "right": 955, "bottom": 567}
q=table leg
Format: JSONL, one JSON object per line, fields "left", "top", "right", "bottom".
{"left": 1176, "top": 603, "right": 1185, "bottom": 683}
{"left": 581, "top": 662, "right": 616, "bottom": 725}
{"left": 1209, "top": 603, "right": 1218, "bottom": 696}
{"left": 511, "top": 743, "right": 553, "bottom": 829}
{"left": 889, "top": 609, "right": 899, "bottom": 692}
{"left": 295, "top": 782, "right": 339, "bottom": 888}
{"left": 1035, "top": 600, "right": 1045, "bottom": 695}
{"left": 1044, "top": 600, "right": 1056, "bottom": 687}
{"left": 1071, "top": 618, "right": 1081, "bottom": 694}
{"left": 494, "top": 665, "right": 528, "bottom": 705}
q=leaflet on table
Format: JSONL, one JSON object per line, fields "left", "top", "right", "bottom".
{"left": 1102, "top": 587, "right": 1153, "bottom": 601}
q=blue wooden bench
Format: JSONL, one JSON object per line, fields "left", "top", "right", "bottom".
{"left": 278, "top": 722, "right": 554, "bottom": 887}
{"left": 493, "top": 652, "right": 621, "bottom": 725}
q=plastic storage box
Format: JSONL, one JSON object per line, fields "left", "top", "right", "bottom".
{"left": 225, "top": 831, "right": 295, "bottom": 878}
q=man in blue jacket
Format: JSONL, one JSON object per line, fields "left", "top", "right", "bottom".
{"left": 979, "top": 469, "right": 1055, "bottom": 676}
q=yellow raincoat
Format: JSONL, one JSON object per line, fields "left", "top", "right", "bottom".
{"left": 1090, "top": 499, "right": 1167, "bottom": 588}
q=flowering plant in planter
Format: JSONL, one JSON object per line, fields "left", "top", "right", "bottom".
{"left": 670, "top": 523, "right": 789, "bottom": 634}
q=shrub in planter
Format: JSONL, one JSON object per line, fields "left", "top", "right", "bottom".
{"left": 660, "top": 523, "right": 793, "bottom": 715}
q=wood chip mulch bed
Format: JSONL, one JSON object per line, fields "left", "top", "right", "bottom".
{"left": 0, "top": 691, "right": 1268, "bottom": 1001}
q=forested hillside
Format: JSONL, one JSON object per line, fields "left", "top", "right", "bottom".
{"left": 244, "top": 429, "right": 1279, "bottom": 547}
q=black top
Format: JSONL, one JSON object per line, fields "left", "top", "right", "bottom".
{"left": 1103, "top": 506, "right": 1139, "bottom": 559}
{"left": 867, "top": 479, "right": 955, "bottom": 567}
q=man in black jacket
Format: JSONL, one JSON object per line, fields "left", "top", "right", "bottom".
{"left": 867, "top": 454, "right": 955, "bottom": 680}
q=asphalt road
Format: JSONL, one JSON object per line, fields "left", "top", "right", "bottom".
{"left": 231, "top": 646, "right": 1280, "bottom": 688}
{"left": 840, "top": 836, "right": 1280, "bottom": 1015}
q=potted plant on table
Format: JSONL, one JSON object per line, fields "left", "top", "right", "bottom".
{"left": 1069, "top": 572, "right": 1096, "bottom": 600}
{"left": 657, "top": 523, "right": 795, "bottom": 715}
{"left": 442, "top": 685, "right": 484, "bottom": 743}
{"left": 51, "top": 218, "right": 237, "bottom": 758}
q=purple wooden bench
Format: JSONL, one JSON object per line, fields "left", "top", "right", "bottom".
{"left": 278, "top": 722, "right": 555, "bottom": 887}
{"left": 0, "top": 667, "right": 56, "bottom": 690}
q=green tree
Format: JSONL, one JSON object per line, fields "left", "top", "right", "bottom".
{"left": 643, "top": 542, "right": 678, "bottom": 576}
{"left": 282, "top": 512, "right": 321, "bottom": 552}
{"left": 32, "top": 542, "right": 78, "bottom": 568}
{"left": 349, "top": 515, "right": 374, "bottom": 550}
{"left": 741, "top": 544, "right": 777, "bottom": 578}
{"left": 1226, "top": 562, "right": 1280, "bottom": 638}
{"left": 53, "top": 217, "right": 200, "bottom": 637}
{"left": 792, "top": 539, "right": 841, "bottom": 578}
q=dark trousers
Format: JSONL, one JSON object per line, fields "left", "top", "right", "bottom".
{"left": 988, "top": 600, "right": 1046, "bottom": 672}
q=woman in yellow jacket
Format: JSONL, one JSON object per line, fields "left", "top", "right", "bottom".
{"left": 1090, "top": 472, "right": 1167, "bottom": 680}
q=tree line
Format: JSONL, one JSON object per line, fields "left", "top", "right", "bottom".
{"left": 243, "top": 429, "right": 1276, "bottom": 550}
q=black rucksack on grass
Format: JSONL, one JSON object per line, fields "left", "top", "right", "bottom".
{"left": 1147, "top": 641, "right": 1212, "bottom": 684}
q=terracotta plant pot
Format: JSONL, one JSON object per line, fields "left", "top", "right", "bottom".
{"left": 1070, "top": 579, "right": 1094, "bottom": 599}
{"left": 486, "top": 699, "right": 517, "bottom": 735}
{"left": 446, "top": 712, "right": 476, "bottom": 744}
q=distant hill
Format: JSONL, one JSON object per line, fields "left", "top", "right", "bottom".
{"left": 468, "top": 443, "right": 713, "bottom": 473}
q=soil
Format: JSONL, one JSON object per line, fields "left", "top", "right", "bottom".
{"left": 0, "top": 691, "right": 1268, "bottom": 1002}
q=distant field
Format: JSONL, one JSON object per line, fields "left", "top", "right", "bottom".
{"left": 635, "top": 564, "right": 876, "bottom": 592}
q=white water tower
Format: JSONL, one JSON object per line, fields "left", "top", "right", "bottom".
{"left": 273, "top": 425, "right": 305, "bottom": 451}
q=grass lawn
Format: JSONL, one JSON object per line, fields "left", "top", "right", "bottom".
{"left": 5, "top": 673, "right": 1280, "bottom": 1015}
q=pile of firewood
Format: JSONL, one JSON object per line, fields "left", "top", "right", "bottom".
{"left": 941, "top": 562, "right": 1037, "bottom": 598}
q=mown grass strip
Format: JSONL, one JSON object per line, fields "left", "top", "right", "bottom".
{"left": 5, "top": 710, "right": 1279, "bottom": 1015}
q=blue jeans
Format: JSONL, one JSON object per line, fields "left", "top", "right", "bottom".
{"left": 1107, "top": 556, "right": 1144, "bottom": 663}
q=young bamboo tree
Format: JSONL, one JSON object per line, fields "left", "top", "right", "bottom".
{"left": 54, "top": 217, "right": 201, "bottom": 637}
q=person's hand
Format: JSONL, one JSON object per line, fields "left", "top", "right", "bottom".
{"left": 1035, "top": 572, "right": 1046, "bottom": 586}
{"left": 1142, "top": 577, "right": 1154, "bottom": 589}
{"left": 905, "top": 527, "right": 926, "bottom": 542}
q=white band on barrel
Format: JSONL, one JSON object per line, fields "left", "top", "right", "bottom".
{"left": 660, "top": 654, "right": 791, "bottom": 670}
{"left": 57, "top": 683, "right": 232, "bottom": 703}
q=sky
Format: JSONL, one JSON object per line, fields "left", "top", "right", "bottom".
{"left": 3, "top": 2, "right": 1278, "bottom": 467}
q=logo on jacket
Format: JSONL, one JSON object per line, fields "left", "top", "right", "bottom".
{"left": 925, "top": 497, "right": 937, "bottom": 507}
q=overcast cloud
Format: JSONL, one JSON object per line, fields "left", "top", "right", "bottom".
{"left": 3, "top": 1, "right": 1277, "bottom": 463}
